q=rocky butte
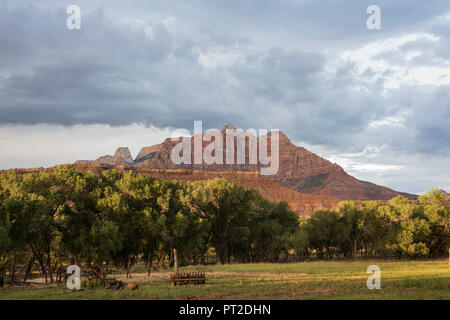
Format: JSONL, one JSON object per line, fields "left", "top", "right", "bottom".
{"left": 74, "top": 125, "right": 415, "bottom": 216}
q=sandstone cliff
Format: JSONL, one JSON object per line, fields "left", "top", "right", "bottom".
{"left": 79, "top": 126, "right": 413, "bottom": 201}
{"left": 77, "top": 147, "right": 134, "bottom": 166}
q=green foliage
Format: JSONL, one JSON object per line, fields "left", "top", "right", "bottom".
{"left": 305, "top": 210, "right": 341, "bottom": 259}
{"left": 418, "top": 188, "right": 445, "bottom": 206}
{"left": 0, "top": 167, "right": 307, "bottom": 282}
{"left": 304, "top": 189, "right": 449, "bottom": 259}
{"left": 0, "top": 166, "right": 448, "bottom": 285}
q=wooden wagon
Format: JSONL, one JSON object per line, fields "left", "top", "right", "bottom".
{"left": 170, "top": 272, "right": 206, "bottom": 286}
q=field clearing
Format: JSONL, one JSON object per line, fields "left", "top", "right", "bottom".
{"left": 0, "top": 260, "right": 449, "bottom": 300}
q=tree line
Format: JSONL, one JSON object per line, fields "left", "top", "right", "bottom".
{"left": 0, "top": 166, "right": 449, "bottom": 284}
{"left": 305, "top": 193, "right": 449, "bottom": 260}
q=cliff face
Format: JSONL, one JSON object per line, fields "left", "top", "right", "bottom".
{"left": 80, "top": 126, "right": 413, "bottom": 201}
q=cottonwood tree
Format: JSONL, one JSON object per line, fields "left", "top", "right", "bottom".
{"left": 185, "top": 179, "right": 255, "bottom": 264}
{"left": 338, "top": 201, "right": 363, "bottom": 258}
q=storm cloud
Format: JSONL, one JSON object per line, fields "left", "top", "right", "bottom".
{"left": 0, "top": 0, "right": 449, "bottom": 193}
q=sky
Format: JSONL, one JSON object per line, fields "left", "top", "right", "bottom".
{"left": 0, "top": 0, "right": 449, "bottom": 194}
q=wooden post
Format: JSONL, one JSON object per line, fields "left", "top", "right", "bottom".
{"left": 173, "top": 248, "right": 179, "bottom": 275}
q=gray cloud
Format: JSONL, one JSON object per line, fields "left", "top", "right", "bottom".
{"left": 0, "top": 0, "right": 449, "bottom": 193}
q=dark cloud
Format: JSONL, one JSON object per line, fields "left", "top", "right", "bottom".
{"left": 0, "top": 0, "right": 449, "bottom": 193}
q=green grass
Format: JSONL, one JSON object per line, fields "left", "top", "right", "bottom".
{"left": 0, "top": 260, "right": 449, "bottom": 300}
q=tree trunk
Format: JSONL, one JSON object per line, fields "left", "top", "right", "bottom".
{"left": 37, "top": 259, "right": 47, "bottom": 284}
{"left": 147, "top": 253, "right": 152, "bottom": 277}
{"left": 48, "top": 262, "right": 54, "bottom": 284}
{"left": 23, "top": 257, "right": 34, "bottom": 282}
{"left": 46, "top": 251, "right": 54, "bottom": 284}
{"left": 10, "top": 258, "right": 16, "bottom": 285}
{"left": 125, "top": 258, "right": 130, "bottom": 279}
{"left": 173, "top": 248, "right": 179, "bottom": 274}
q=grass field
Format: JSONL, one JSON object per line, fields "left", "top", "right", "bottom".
{"left": 0, "top": 260, "right": 449, "bottom": 300}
